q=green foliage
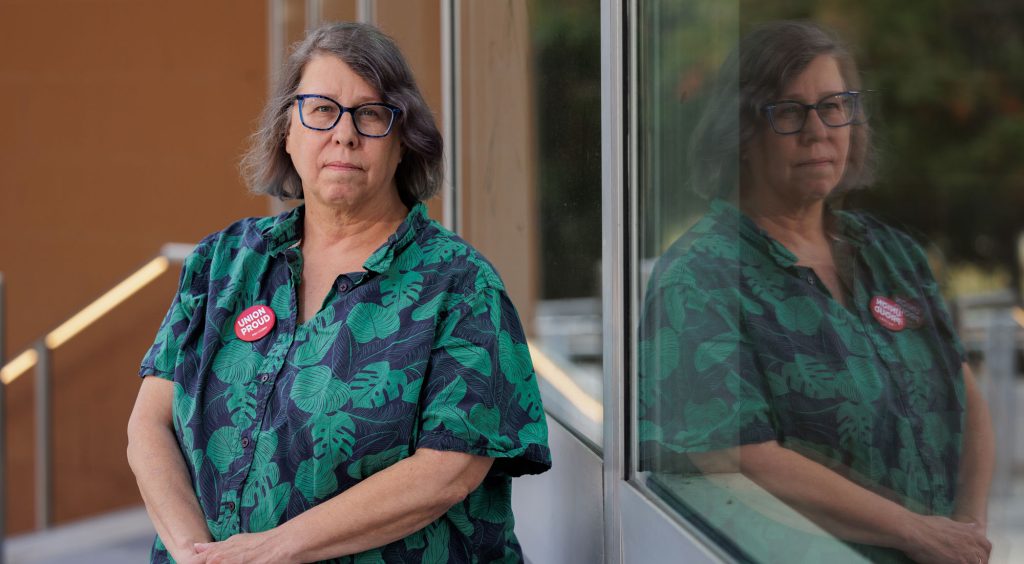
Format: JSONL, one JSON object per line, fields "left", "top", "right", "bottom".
{"left": 694, "top": 332, "right": 739, "bottom": 371}
{"left": 443, "top": 337, "right": 493, "bottom": 377}
{"left": 293, "top": 320, "right": 342, "bottom": 366}
{"left": 350, "top": 362, "right": 406, "bottom": 409}
{"left": 420, "top": 521, "right": 451, "bottom": 563}
{"left": 211, "top": 340, "right": 263, "bottom": 384}
{"left": 310, "top": 412, "right": 356, "bottom": 460}
{"left": 346, "top": 302, "right": 400, "bottom": 343}
{"left": 206, "top": 426, "right": 242, "bottom": 473}
{"left": 381, "top": 270, "right": 424, "bottom": 311}
{"left": 775, "top": 296, "right": 824, "bottom": 336}
{"left": 295, "top": 457, "right": 338, "bottom": 502}
{"left": 290, "top": 366, "right": 351, "bottom": 414}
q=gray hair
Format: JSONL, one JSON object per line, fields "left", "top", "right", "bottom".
{"left": 690, "top": 20, "right": 876, "bottom": 199}
{"left": 241, "top": 22, "right": 443, "bottom": 205}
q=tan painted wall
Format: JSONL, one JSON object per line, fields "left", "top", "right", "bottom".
{"left": 458, "top": 1, "right": 539, "bottom": 331}
{"left": 376, "top": 0, "right": 445, "bottom": 222}
{"left": 0, "top": 0, "right": 268, "bottom": 533}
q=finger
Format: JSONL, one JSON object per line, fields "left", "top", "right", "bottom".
{"left": 194, "top": 542, "right": 211, "bottom": 553}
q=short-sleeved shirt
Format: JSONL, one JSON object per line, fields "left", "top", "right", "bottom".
{"left": 140, "top": 203, "right": 551, "bottom": 563}
{"left": 639, "top": 200, "right": 965, "bottom": 557}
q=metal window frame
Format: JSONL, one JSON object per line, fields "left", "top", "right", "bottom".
{"left": 608, "top": 0, "right": 739, "bottom": 561}
{"left": 441, "top": 0, "right": 460, "bottom": 232}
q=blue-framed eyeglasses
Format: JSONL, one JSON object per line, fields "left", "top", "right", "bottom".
{"left": 295, "top": 94, "right": 402, "bottom": 137}
{"left": 762, "top": 91, "right": 866, "bottom": 135}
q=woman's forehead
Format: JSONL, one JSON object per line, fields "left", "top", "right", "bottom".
{"left": 779, "top": 55, "right": 845, "bottom": 100}
{"left": 297, "top": 54, "right": 382, "bottom": 101}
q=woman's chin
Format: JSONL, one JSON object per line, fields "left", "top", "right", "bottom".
{"left": 792, "top": 180, "right": 839, "bottom": 203}
{"left": 307, "top": 183, "right": 366, "bottom": 208}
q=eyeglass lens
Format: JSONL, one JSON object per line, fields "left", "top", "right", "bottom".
{"left": 299, "top": 97, "right": 395, "bottom": 136}
{"left": 771, "top": 93, "right": 859, "bottom": 134}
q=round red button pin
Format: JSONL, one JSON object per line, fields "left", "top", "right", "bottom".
{"left": 235, "top": 304, "right": 276, "bottom": 341}
{"left": 870, "top": 296, "right": 905, "bottom": 332}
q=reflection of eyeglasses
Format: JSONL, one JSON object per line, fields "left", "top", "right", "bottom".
{"left": 762, "top": 91, "right": 865, "bottom": 135}
{"left": 295, "top": 94, "right": 402, "bottom": 137}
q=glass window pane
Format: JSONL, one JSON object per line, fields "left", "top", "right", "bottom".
{"left": 459, "top": 1, "right": 603, "bottom": 447}
{"left": 634, "top": 1, "right": 1014, "bottom": 561}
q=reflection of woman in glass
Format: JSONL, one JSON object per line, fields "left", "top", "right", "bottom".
{"left": 639, "top": 21, "right": 993, "bottom": 563}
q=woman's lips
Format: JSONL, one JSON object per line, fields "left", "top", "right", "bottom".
{"left": 796, "top": 158, "right": 833, "bottom": 167}
{"left": 324, "top": 161, "right": 363, "bottom": 171}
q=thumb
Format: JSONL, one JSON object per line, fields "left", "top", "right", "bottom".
{"left": 194, "top": 542, "right": 211, "bottom": 553}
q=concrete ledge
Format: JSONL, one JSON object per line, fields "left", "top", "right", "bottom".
{"left": 6, "top": 506, "right": 154, "bottom": 564}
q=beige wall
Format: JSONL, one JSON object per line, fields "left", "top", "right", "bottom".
{"left": 457, "top": 1, "right": 539, "bottom": 330}
{"left": 0, "top": 0, "right": 268, "bottom": 533}
{"left": 376, "top": 0, "right": 445, "bottom": 222}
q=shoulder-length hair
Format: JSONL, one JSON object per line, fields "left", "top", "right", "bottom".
{"left": 241, "top": 22, "right": 443, "bottom": 206}
{"left": 690, "top": 20, "right": 876, "bottom": 200}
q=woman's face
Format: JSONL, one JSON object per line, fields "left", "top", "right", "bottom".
{"left": 743, "top": 55, "right": 851, "bottom": 208}
{"left": 286, "top": 54, "right": 403, "bottom": 212}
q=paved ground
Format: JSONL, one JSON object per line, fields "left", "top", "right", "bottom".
{"left": 4, "top": 506, "right": 153, "bottom": 563}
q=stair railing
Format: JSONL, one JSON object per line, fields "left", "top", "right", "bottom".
{"left": 0, "top": 243, "right": 193, "bottom": 553}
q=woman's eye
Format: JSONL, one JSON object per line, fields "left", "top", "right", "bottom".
{"left": 777, "top": 106, "right": 802, "bottom": 118}
{"left": 314, "top": 105, "right": 335, "bottom": 113}
{"left": 357, "top": 108, "right": 383, "bottom": 121}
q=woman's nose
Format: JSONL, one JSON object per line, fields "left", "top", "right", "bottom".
{"left": 332, "top": 111, "right": 360, "bottom": 146}
{"left": 801, "top": 109, "right": 828, "bottom": 141}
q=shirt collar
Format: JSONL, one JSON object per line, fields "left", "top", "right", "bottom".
{"left": 709, "top": 199, "right": 799, "bottom": 268}
{"left": 262, "top": 204, "right": 304, "bottom": 257}
{"left": 363, "top": 202, "right": 427, "bottom": 273}
{"left": 261, "top": 202, "right": 426, "bottom": 270}
{"left": 708, "top": 199, "right": 875, "bottom": 269}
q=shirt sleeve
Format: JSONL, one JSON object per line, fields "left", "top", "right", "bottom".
{"left": 638, "top": 260, "right": 775, "bottom": 469}
{"left": 139, "top": 247, "right": 208, "bottom": 380}
{"left": 416, "top": 285, "right": 551, "bottom": 477}
{"left": 902, "top": 233, "right": 967, "bottom": 364}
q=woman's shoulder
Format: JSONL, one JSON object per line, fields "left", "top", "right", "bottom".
{"left": 411, "top": 213, "right": 507, "bottom": 295}
{"left": 180, "top": 210, "right": 298, "bottom": 276}
{"left": 835, "top": 208, "right": 927, "bottom": 256}
{"left": 647, "top": 207, "right": 744, "bottom": 292}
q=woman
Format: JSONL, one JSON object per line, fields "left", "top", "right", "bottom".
{"left": 127, "top": 22, "right": 550, "bottom": 563}
{"left": 639, "top": 21, "right": 993, "bottom": 563}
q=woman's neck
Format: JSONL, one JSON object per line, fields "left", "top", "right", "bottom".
{"left": 739, "top": 189, "right": 831, "bottom": 258}
{"left": 301, "top": 192, "right": 408, "bottom": 256}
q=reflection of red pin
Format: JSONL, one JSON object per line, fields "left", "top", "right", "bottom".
{"left": 235, "top": 305, "right": 276, "bottom": 341}
{"left": 870, "top": 296, "right": 905, "bottom": 331}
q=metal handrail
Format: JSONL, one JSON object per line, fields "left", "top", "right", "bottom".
{"left": 0, "top": 244, "right": 193, "bottom": 543}
{"left": 1, "top": 271, "right": 6, "bottom": 564}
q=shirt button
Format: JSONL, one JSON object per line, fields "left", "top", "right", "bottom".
{"left": 241, "top": 437, "right": 250, "bottom": 448}
{"left": 227, "top": 501, "right": 236, "bottom": 511}
{"left": 259, "top": 374, "right": 270, "bottom": 383}
{"left": 806, "top": 274, "right": 815, "bottom": 284}
{"left": 338, "top": 281, "right": 350, "bottom": 292}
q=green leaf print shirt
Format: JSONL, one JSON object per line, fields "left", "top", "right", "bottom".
{"left": 140, "top": 203, "right": 551, "bottom": 563}
{"left": 639, "top": 200, "right": 966, "bottom": 559}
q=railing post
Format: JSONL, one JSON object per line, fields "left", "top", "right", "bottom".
{"left": 34, "top": 341, "right": 51, "bottom": 530}
{"left": 0, "top": 271, "right": 6, "bottom": 563}
{"left": 983, "top": 308, "right": 1017, "bottom": 498}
